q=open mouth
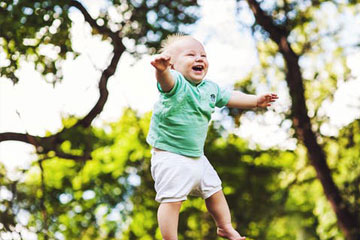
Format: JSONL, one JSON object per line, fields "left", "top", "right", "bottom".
{"left": 192, "top": 65, "right": 204, "bottom": 72}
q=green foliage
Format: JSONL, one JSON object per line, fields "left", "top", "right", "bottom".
{"left": 240, "top": 0, "right": 358, "bottom": 125}
{"left": 1, "top": 109, "right": 360, "bottom": 239}
{"left": 0, "top": 0, "right": 73, "bottom": 84}
{"left": 0, "top": 163, "right": 17, "bottom": 231}
{"left": 0, "top": 0, "right": 199, "bottom": 83}
{"left": 0, "top": 109, "right": 148, "bottom": 239}
{"left": 121, "top": 0, "right": 200, "bottom": 55}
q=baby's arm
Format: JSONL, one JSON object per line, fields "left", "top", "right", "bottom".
{"left": 226, "top": 91, "right": 278, "bottom": 109}
{"left": 151, "top": 54, "right": 175, "bottom": 92}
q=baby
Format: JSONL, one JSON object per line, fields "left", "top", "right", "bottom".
{"left": 147, "top": 34, "right": 278, "bottom": 240}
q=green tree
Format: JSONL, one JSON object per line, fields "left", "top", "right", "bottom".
{"left": 236, "top": 0, "right": 360, "bottom": 238}
{"left": 0, "top": 0, "right": 199, "bottom": 238}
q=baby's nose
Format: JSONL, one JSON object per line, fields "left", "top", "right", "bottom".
{"left": 195, "top": 56, "right": 204, "bottom": 61}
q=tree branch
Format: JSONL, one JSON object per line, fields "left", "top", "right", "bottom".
{"left": 69, "top": 0, "right": 126, "bottom": 128}
{"left": 0, "top": 132, "right": 35, "bottom": 143}
{"left": 0, "top": 0, "right": 125, "bottom": 161}
{"left": 246, "top": 0, "right": 289, "bottom": 44}
{"left": 75, "top": 43, "right": 125, "bottom": 128}
{"left": 69, "top": 0, "right": 117, "bottom": 40}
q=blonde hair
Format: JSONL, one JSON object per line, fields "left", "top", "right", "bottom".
{"left": 159, "top": 33, "right": 191, "bottom": 53}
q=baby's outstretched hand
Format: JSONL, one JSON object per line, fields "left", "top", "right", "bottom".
{"left": 256, "top": 93, "right": 278, "bottom": 108}
{"left": 151, "top": 54, "right": 172, "bottom": 72}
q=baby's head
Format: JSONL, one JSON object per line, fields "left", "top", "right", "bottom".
{"left": 160, "top": 34, "right": 208, "bottom": 84}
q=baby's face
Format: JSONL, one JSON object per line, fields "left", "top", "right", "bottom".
{"left": 168, "top": 38, "right": 208, "bottom": 84}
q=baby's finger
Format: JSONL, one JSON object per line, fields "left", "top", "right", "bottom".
{"left": 271, "top": 93, "right": 279, "bottom": 98}
{"left": 154, "top": 54, "right": 171, "bottom": 62}
{"left": 150, "top": 60, "right": 158, "bottom": 67}
{"left": 162, "top": 55, "right": 171, "bottom": 61}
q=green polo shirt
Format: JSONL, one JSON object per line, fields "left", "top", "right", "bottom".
{"left": 146, "top": 70, "right": 231, "bottom": 157}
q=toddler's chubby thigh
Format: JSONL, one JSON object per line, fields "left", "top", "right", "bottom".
{"left": 150, "top": 150, "right": 201, "bottom": 203}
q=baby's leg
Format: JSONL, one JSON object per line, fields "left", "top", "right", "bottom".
{"left": 205, "top": 190, "right": 246, "bottom": 240}
{"left": 158, "top": 201, "right": 183, "bottom": 240}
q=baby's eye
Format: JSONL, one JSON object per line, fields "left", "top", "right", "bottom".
{"left": 201, "top": 55, "right": 207, "bottom": 58}
{"left": 186, "top": 53, "right": 195, "bottom": 56}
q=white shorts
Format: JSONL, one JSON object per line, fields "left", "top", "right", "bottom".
{"left": 150, "top": 150, "right": 222, "bottom": 203}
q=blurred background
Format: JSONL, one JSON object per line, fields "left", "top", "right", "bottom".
{"left": 0, "top": 0, "right": 360, "bottom": 239}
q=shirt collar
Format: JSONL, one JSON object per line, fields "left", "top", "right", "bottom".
{"left": 186, "top": 78, "right": 206, "bottom": 87}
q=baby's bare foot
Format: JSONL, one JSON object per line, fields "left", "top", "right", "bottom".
{"left": 217, "top": 224, "right": 246, "bottom": 240}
